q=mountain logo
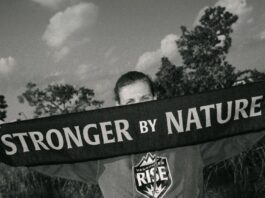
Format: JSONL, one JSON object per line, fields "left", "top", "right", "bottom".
{"left": 133, "top": 153, "right": 172, "bottom": 198}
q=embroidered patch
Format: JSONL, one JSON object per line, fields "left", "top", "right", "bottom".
{"left": 134, "top": 153, "right": 172, "bottom": 198}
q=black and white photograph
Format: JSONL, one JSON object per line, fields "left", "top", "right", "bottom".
{"left": 0, "top": 0, "right": 265, "bottom": 197}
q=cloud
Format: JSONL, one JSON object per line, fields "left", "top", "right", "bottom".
{"left": 94, "top": 79, "right": 112, "bottom": 94}
{"left": 160, "top": 34, "right": 179, "bottom": 59}
{"left": 43, "top": 2, "right": 98, "bottom": 48}
{"left": 215, "top": 0, "right": 252, "bottom": 17}
{"left": 54, "top": 46, "right": 70, "bottom": 62}
{"left": 76, "top": 64, "right": 94, "bottom": 80}
{"left": 31, "top": 0, "right": 64, "bottom": 9}
{"left": 43, "top": 71, "right": 65, "bottom": 84}
{"left": 136, "top": 34, "right": 179, "bottom": 71}
{"left": 50, "top": 78, "right": 66, "bottom": 85}
{"left": 194, "top": 0, "right": 253, "bottom": 29}
{"left": 193, "top": 6, "right": 208, "bottom": 26}
{"left": 104, "top": 46, "right": 120, "bottom": 65}
{"left": 260, "top": 30, "right": 265, "bottom": 40}
{"left": 104, "top": 46, "right": 116, "bottom": 59}
{"left": 108, "top": 57, "right": 120, "bottom": 65}
{"left": 46, "top": 71, "right": 62, "bottom": 78}
{"left": 0, "top": 56, "right": 16, "bottom": 75}
{"left": 42, "top": 2, "right": 98, "bottom": 61}
{"left": 216, "top": 0, "right": 253, "bottom": 25}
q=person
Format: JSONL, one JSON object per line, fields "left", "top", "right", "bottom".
{"left": 34, "top": 71, "right": 264, "bottom": 198}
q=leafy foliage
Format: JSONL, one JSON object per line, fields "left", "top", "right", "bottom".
{"left": 236, "top": 69, "right": 265, "bottom": 83}
{"left": 156, "top": 6, "right": 239, "bottom": 97}
{"left": 0, "top": 95, "right": 8, "bottom": 121}
{"left": 155, "top": 57, "right": 185, "bottom": 99}
{"left": 0, "top": 163, "right": 102, "bottom": 198}
{"left": 18, "top": 83, "right": 103, "bottom": 118}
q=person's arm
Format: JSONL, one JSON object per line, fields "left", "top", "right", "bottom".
{"left": 31, "top": 160, "right": 100, "bottom": 184}
{"left": 201, "top": 130, "right": 265, "bottom": 166}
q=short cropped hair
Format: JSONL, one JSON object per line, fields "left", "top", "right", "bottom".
{"left": 114, "top": 71, "right": 155, "bottom": 103}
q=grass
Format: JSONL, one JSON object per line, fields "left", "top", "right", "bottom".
{"left": 0, "top": 164, "right": 103, "bottom": 198}
{"left": 204, "top": 137, "right": 265, "bottom": 198}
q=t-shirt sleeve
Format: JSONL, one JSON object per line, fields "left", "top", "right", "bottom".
{"left": 201, "top": 130, "right": 265, "bottom": 166}
{"left": 31, "top": 160, "right": 100, "bottom": 184}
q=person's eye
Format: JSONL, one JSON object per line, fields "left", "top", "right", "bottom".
{"left": 126, "top": 99, "right": 135, "bottom": 105}
{"left": 141, "top": 95, "right": 152, "bottom": 102}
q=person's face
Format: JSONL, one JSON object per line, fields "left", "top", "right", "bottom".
{"left": 117, "top": 80, "right": 156, "bottom": 106}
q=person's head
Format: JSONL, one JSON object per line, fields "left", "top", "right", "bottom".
{"left": 114, "top": 71, "right": 156, "bottom": 106}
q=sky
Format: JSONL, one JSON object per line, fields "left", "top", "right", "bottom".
{"left": 0, "top": 0, "right": 265, "bottom": 121}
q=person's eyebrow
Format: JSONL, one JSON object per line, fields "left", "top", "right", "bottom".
{"left": 142, "top": 94, "right": 152, "bottom": 98}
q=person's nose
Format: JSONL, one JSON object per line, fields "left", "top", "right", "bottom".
{"left": 135, "top": 98, "right": 141, "bottom": 104}
{"left": 134, "top": 97, "right": 143, "bottom": 104}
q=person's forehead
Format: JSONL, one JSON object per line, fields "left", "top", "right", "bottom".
{"left": 119, "top": 80, "right": 152, "bottom": 97}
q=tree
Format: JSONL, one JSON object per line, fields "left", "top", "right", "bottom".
{"left": 236, "top": 69, "right": 265, "bottom": 84}
{"left": 155, "top": 57, "right": 185, "bottom": 99}
{"left": 15, "top": 82, "right": 104, "bottom": 198}
{"left": 179, "top": 6, "right": 239, "bottom": 91}
{"left": 0, "top": 95, "right": 8, "bottom": 121}
{"left": 156, "top": 6, "right": 239, "bottom": 98}
{"left": 18, "top": 82, "right": 103, "bottom": 118}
